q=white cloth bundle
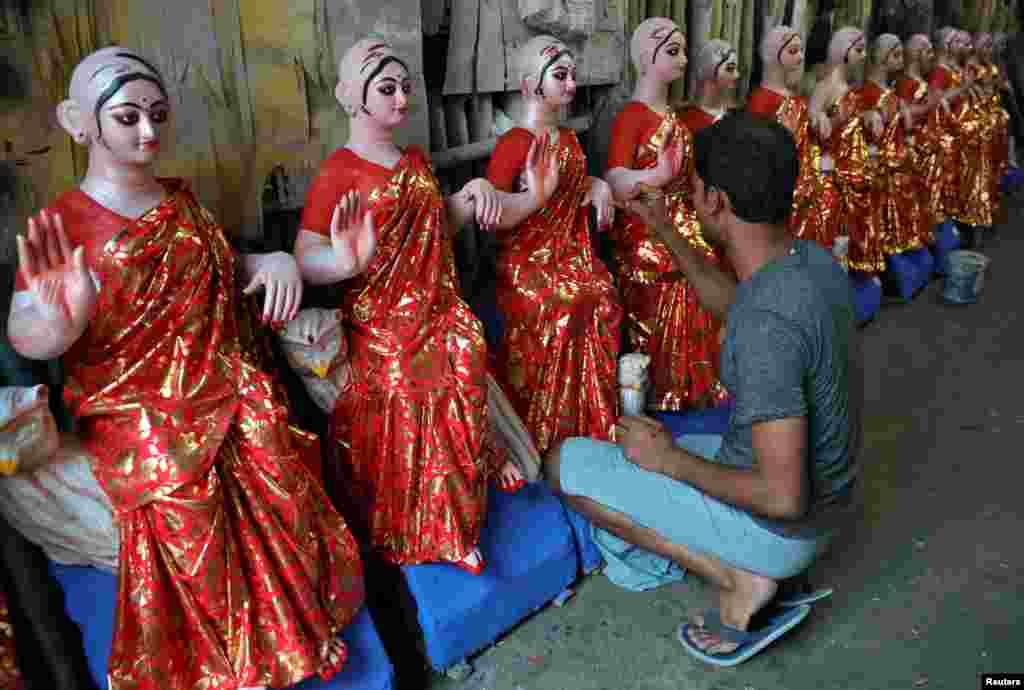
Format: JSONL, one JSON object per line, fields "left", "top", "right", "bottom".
{"left": 0, "top": 385, "right": 118, "bottom": 572}
{"left": 276, "top": 308, "right": 353, "bottom": 414}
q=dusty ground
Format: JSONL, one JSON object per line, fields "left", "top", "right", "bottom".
{"left": 370, "top": 210, "right": 1022, "bottom": 690}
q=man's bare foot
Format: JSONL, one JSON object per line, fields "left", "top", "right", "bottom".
{"left": 496, "top": 460, "right": 526, "bottom": 493}
{"left": 454, "top": 548, "right": 485, "bottom": 575}
{"left": 688, "top": 568, "right": 779, "bottom": 655}
{"left": 318, "top": 637, "right": 348, "bottom": 679}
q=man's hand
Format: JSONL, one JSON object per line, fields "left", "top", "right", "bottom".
{"left": 627, "top": 194, "right": 674, "bottom": 242}
{"left": 243, "top": 251, "right": 303, "bottom": 325}
{"left": 17, "top": 210, "right": 97, "bottom": 334}
{"left": 615, "top": 415, "right": 676, "bottom": 475}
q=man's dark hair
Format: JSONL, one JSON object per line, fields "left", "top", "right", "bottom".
{"left": 693, "top": 110, "right": 799, "bottom": 225}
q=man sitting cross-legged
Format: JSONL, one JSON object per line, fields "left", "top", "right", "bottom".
{"left": 545, "top": 111, "right": 862, "bottom": 667}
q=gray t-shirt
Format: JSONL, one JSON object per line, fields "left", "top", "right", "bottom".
{"left": 716, "top": 240, "right": 861, "bottom": 536}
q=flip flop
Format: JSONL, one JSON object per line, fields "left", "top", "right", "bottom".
{"left": 677, "top": 604, "right": 811, "bottom": 667}
{"left": 776, "top": 587, "right": 833, "bottom": 608}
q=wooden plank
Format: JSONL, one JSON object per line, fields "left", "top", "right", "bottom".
{"left": 445, "top": 95, "right": 471, "bottom": 148}
{"left": 468, "top": 93, "right": 494, "bottom": 141}
{"left": 580, "top": 30, "right": 625, "bottom": 85}
{"left": 422, "top": 0, "right": 447, "bottom": 36}
{"left": 477, "top": 0, "right": 506, "bottom": 93}
{"left": 428, "top": 87, "right": 448, "bottom": 152}
{"left": 500, "top": 0, "right": 532, "bottom": 91}
{"left": 443, "top": 0, "right": 480, "bottom": 94}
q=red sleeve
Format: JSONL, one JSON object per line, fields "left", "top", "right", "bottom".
{"left": 858, "top": 83, "right": 880, "bottom": 109}
{"left": 894, "top": 78, "right": 916, "bottom": 103}
{"left": 606, "top": 102, "right": 653, "bottom": 170}
{"left": 928, "top": 67, "right": 949, "bottom": 93}
{"left": 746, "top": 88, "right": 782, "bottom": 117}
{"left": 679, "top": 106, "right": 714, "bottom": 135}
{"left": 14, "top": 191, "right": 118, "bottom": 291}
{"left": 486, "top": 129, "right": 534, "bottom": 193}
{"left": 300, "top": 151, "right": 356, "bottom": 236}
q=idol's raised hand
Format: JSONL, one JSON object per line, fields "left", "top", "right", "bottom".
{"left": 16, "top": 209, "right": 97, "bottom": 337}
{"left": 522, "top": 130, "right": 560, "bottom": 206}
{"left": 330, "top": 190, "right": 377, "bottom": 275}
{"left": 645, "top": 128, "right": 684, "bottom": 190}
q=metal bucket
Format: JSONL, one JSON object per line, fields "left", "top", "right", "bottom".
{"left": 942, "top": 250, "right": 990, "bottom": 304}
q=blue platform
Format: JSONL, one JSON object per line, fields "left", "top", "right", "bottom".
{"left": 931, "top": 220, "right": 961, "bottom": 275}
{"left": 884, "top": 247, "right": 932, "bottom": 301}
{"left": 49, "top": 563, "right": 396, "bottom": 690}
{"left": 850, "top": 272, "right": 882, "bottom": 326}
{"left": 401, "top": 481, "right": 577, "bottom": 671}
{"left": 1000, "top": 166, "right": 1024, "bottom": 192}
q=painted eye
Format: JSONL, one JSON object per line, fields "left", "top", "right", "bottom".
{"left": 402, "top": 82, "right": 413, "bottom": 94}
{"left": 378, "top": 85, "right": 396, "bottom": 96}
{"left": 150, "top": 109, "right": 168, "bottom": 123}
{"left": 553, "top": 71, "right": 567, "bottom": 81}
{"left": 667, "top": 46, "right": 679, "bottom": 56}
{"left": 113, "top": 111, "right": 139, "bottom": 126}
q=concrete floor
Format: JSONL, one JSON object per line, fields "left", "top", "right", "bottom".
{"left": 386, "top": 210, "right": 1022, "bottom": 690}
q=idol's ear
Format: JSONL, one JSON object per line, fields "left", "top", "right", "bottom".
{"left": 56, "top": 99, "right": 88, "bottom": 145}
{"left": 335, "top": 79, "right": 356, "bottom": 116}
{"left": 639, "top": 49, "right": 652, "bottom": 72}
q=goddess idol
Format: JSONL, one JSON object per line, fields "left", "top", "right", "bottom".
{"left": 7, "top": 47, "right": 365, "bottom": 690}
{"left": 604, "top": 18, "right": 729, "bottom": 412}
{"left": 297, "top": 39, "right": 524, "bottom": 576}
{"left": 486, "top": 35, "right": 623, "bottom": 452}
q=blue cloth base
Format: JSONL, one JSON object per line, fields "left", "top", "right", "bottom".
{"left": 906, "top": 246, "right": 935, "bottom": 282}
{"left": 48, "top": 562, "right": 395, "bottom": 690}
{"left": 1000, "top": 166, "right": 1024, "bottom": 192}
{"left": 651, "top": 405, "right": 732, "bottom": 439}
{"left": 931, "top": 220, "right": 961, "bottom": 275}
{"left": 849, "top": 272, "right": 882, "bottom": 326}
{"left": 401, "top": 481, "right": 577, "bottom": 671}
{"left": 884, "top": 248, "right": 931, "bottom": 300}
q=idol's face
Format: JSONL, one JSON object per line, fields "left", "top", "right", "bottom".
{"left": 717, "top": 56, "right": 740, "bottom": 87}
{"left": 886, "top": 46, "right": 905, "bottom": 71}
{"left": 847, "top": 36, "right": 867, "bottom": 65}
{"left": 540, "top": 55, "right": 578, "bottom": 107}
{"left": 780, "top": 36, "right": 805, "bottom": 70}
{"left": 95, "top": 79, "right": 169, "bottom": 166}
{"left": 364, "top": 61, "right": 413, "bottom": 128}
{"left": 652, "top": 34, "right": 688, "bottom": 83}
